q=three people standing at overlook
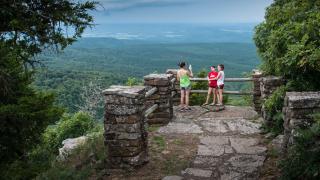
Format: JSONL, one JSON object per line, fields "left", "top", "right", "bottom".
{"left": 177, "top": 61, "right": 225, "bottom": 112}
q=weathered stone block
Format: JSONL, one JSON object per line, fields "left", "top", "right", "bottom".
{"left": 285, "top": 92, "right": 320, "bottom": 109}
{"left": 108, "top": 146, "right": 142, "bottom": 157}
{"left": 166, "top": 69, "right": 178, "bottom": 76}
{"left": 282, "top": 91, "right": 320, "bottom": 150}
{"left": 105, "top": 139, "right": 143, "bottom": 147}
{"left": 105, "top": 123, "right": 142, "bottom": 133}
{"left": 105, "top": 132, "right": 143, "bottom": 142}
{"left": 147, "top": 118, "right": 170, "bottom": 124}
{"left": 105, "top": 104, "right": 145, "bottom": 116}
{"left": 144, "top": 74, "right": 173, "bottom": 86}
{"left": 105, "top": 113, "right": 142, "bottom": 124}
{"left": 105, "top": 95, "right": 143, "bottom": 105}
{"left": 103, "top": 85, "right": 146, "bottom": 98}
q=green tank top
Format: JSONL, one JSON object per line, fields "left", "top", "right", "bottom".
{"left": 180, "top": 74, "right": 191, "bottom": 88}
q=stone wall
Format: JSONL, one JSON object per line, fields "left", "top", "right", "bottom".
{"left": 282, "top": 92, "right": 320, "bottom": 150}
{"left": 144, "top": 74, "right": 174, "bottom": 124}
{"left": 103, "top": 86, "right": 148, "bottom": 169}
{"left": 166, "top": 69, "right": 180, "bottom": 106}
{"left": 260, "top": 76, "right": 285, "bottom": 126}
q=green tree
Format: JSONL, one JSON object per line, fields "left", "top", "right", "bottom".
{"left": 254, "top": 0, "right": 320, "bottom": 90}
{"left": 0, "top": 0, "right": 96, "bottom": 171}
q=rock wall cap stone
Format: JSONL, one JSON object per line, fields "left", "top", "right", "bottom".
{"left": 285, "top": 91, "right": 320, "bottom": 109}
{"left": 144, "top": 74, "right": 173, "bottom": 81}
{"left": 102, "top": 85, "right": 146, "bottom": 98}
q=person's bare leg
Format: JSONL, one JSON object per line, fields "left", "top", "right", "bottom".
{"left": 204, "top": 88, "right": 212, "bottom": 105}
{"left": 213, "top": 88, "right": 217, "bottom": 104}
{"left": 180, "top": 89, "right": 185, "bottom": 108}
{"left": 219, "top": 89, "right": 223, "bottom": 105}
{"left": 185, "top": 89, "right": 190, "bottom": 108}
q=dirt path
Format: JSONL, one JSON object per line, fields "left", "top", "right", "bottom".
{"left": 160, "top": 106, "right": 266, "bottom": 180}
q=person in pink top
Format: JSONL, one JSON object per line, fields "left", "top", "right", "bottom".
{"left": 203, "top": 66, "right": 219, "bottom": 106}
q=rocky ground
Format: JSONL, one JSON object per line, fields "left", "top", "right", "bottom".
{"left": 161, "top": 105, "right": 267, "bottom": 180}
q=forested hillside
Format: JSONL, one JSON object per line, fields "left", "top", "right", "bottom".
{"left": 34, "top": 37, "right": 260, "bottom": 118}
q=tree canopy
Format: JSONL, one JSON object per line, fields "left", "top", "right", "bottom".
{"left": 254, "top": 0, "right": 320, "bottom": 90}
{"left": 0, "top": 0, "right": 96, "bottom": 171}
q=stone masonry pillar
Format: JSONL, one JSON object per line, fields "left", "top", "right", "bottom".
{"left": 252, "top": 70, "right": 263, "bottom": 114}
{"left": 103, "top": 86, "right": 148, "bottom": 169}
{"left": 282, "top": 92, "right": 320, "bottom": 150}
{"left": 260, "top": 76, "right": 285, "bottom": 127}
{"left": 144, "top": 74, "right": 174, "bottom": 124}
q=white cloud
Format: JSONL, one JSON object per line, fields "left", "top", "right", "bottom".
{"left": 96, "top": 0, "right": 196, "bottom": 11}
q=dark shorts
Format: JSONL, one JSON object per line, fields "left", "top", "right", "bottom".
{"left": 218, "top": 84, "right": 224, "bottom": 89}
{"left": 180, "top": 85, "right": 191, "bottom": 91}
{"left": 209, "top": 84, "right": 217, "bottom": 89}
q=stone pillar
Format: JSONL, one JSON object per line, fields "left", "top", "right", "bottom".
{"left": 144, "top": 74, "right": 174, "bottom": 124}
{"left": 103, "top": 86, "right": 148, "bottom": 169}
{"left": 260, "top": 76, "right": 285, "bottom": 126}
{"left": 282, "top": 92, "right": 320, "bottom": 150}
{"left": 252, "top": 70, "right": 263, "bottom": 114}
{"left": 166, "top": 69, "right": 180, "bottom": 106}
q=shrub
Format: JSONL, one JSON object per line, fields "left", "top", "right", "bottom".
{"left": 126, "top": 77, "right": 141, "bottom": 86}
{"left": 43, "top": 111, "right": 96, "bottom": 153}
{"left": 37, "top": 131, "right": 106, "bottom": 180}
{"left": 254, "top": 0, "right": 320, "bottom": 91}
{"left": 280, "top": 114, "right": 320, "bottom": 180}
{"left": 3, "top": 111, "right": 98, "bottom": 179}
{"left": 263, "top": 86, "right": 287, "bottom": 134}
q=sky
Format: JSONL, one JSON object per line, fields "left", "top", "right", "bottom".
{"left": 91, "top": 0, "right": 274, "bottom": 24}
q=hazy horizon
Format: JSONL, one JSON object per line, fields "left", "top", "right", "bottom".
{"left": 91, "top": 0, "right": 273, "bottom": 24}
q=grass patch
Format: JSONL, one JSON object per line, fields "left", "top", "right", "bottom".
{"left": 147, "top": 125, "right": 162, "bottom": 132}
{"left": 173, "top": 139, "right": 184, "bottom": 145}
{"left": 152, "top": 136, "right": 166, "bottom": 152}
{"left": 268, "top": 148, "right": 279, "bottom": 158}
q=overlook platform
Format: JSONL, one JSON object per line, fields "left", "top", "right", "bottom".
{"left": 161, "top": 105, "right": 266, "bottom": 180}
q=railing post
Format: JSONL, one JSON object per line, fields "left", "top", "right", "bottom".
{"left": 103, "top": 86, "right": 148, "bottom": 169}
{"left": 252, "top": 70, "right": 263, "bottom": 114}
{"left": 144, "top": 74, "right": 174, "bottom": 124}
{"left": 166, "top": 69, "right": 180, "bottom": 106}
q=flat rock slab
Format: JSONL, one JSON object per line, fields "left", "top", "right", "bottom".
{"left": 219, "top": 155, "right": 266, "bottom": 179}
{"left": 230, "top": 137, "right": 267, "bottom": 155}
{"left": 193, "top": 156, "right": 220, "bottom": 168}
{"left": 173, "top": 106, "right": 208, "bottom": 122}
{"left": 163, "top": 106, "right": 266, "bottom": 180}
{"left": 201, "top": 105, "right": 225, "bottom": 112}
{"left": 158, "top": 122, "right": 203, "bottom": 134}
{"left": 199, "top": 118, "right": 261, "bottom": 135}
{"left": 183, "top": 168, "right": 213, "bottom": 178}
{"left": 102, "top": 85, "right": 146, "bottom": 98}
{"left": 200, "top": 106, "right": 258, "bottom": 120}
{"left": 198, "top": 136, "right": 232, "bottom": 156}
{"left": 162, "top": 176, "right": 183, "bottom": 180}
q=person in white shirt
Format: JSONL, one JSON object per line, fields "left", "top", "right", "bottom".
{"left": 214, "top": 64, "right": 225, "bottom": 106}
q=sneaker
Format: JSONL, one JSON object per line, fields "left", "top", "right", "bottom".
{"left": 179, "top": 107, "right": 186, "bottom": 112}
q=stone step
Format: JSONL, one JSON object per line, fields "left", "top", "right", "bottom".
{"left": 182, "top": 168, "right": 214, "bottom": 179}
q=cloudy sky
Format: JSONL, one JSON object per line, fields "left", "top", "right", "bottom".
{"left": 92, "top": 0, "right": 274, "bottom": 24}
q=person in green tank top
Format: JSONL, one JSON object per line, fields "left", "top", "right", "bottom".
{"left": 177, "top": 61, "right": 193, "bottom": 111}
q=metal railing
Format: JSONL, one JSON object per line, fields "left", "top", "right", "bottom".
{"left": 190, "top": 77, "right": 253, "bottom": 95}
